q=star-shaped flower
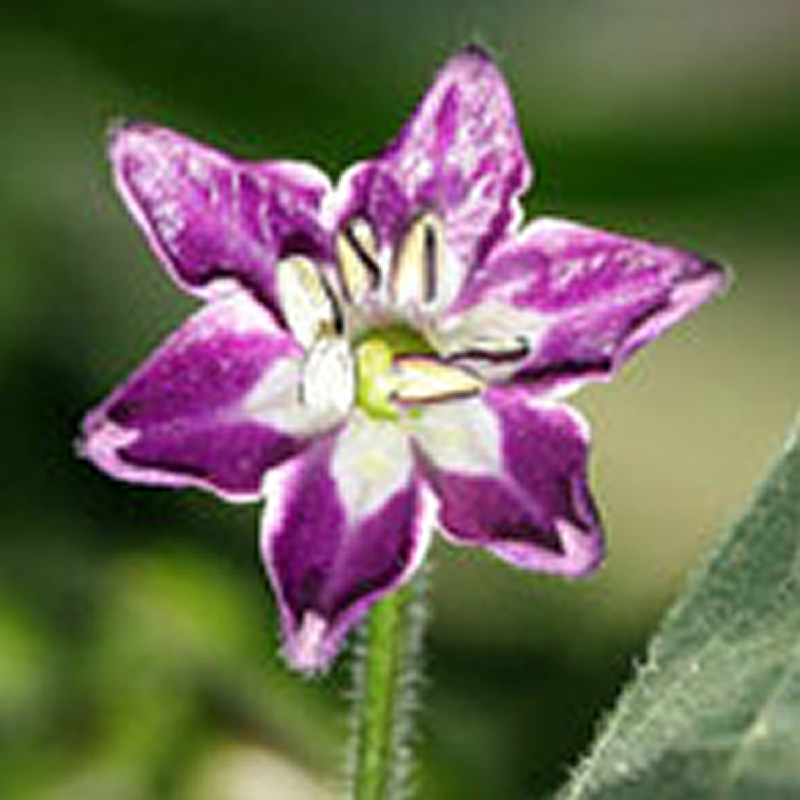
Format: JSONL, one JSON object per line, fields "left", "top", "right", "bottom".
{"left": 81, "top": 46, "right": 725, "bottom": 673}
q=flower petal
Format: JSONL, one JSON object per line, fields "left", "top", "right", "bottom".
{"left": 262, "top": 416, "right": 433, "bottom": 673}
{"left": 111, "top": 123, "right": 331, "bottom": 315}
{"left": 442, "top": 218, "right": 727, "bottom": 394}
{"left": 80, "top": 293, "right": 333, "bottom": 500}
{"left": 334, "top": 46, "right": 531, "bottom": 270}
{"left": 411, "top": 390, "right": 603, "bottom": 577}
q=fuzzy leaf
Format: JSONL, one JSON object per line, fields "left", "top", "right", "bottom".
{"left": 562, "top": 418, "right": 800, "bottom": 799}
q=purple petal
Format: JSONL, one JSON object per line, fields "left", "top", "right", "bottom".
{"left": 335, "top": 46, "right": 531, "bottom": 267}
{"left": 412, "top": 390, "right": 603, "bottom": 577}
{"left": 80, "top": 293, "right": 324, "bottom": 500}
{"left": 111, "top": 123, "right": 332, "bottom": 316}
{"left": 447, "top": 217, "right": 727, "bottom": 393}
{"left": 261, "top": 417, "right": 433, "bottom": 673}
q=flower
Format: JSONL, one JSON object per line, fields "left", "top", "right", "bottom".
{"left": 80, "top": 46, "right": 726, "bottom": 673}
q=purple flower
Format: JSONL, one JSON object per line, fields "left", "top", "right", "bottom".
{"left": 80, "top": 47, "right": 725, "bottom": 673}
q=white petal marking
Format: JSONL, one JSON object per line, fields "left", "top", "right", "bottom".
{"left": 301, "top": 336, "right": 355, "bottom": 421}
{"left": 331, "top": 415, "right": 413, "bottom": 523}
{"left": 432, "top": 300, "right": 547, "bottom": 381}
{"left": 410, "top": 397, "right": 501, "bottom": 476}
{"left": 244, "top": 357, "right": 341, "bottom": 437}
{"left": 436, "top": 300, "right": 547, "bottom": 354}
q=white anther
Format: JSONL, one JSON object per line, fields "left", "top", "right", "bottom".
{"left": 277, "top": 256, "right": 342, "bottom": 349}
{"left": 450, "top": 336, "right": 530, "bottom": 363}
{"left": 390, "top": 356, "right": 483, "bottom": 404}
{"left": 391, "top": 212, "right": 446, "bottom": 309}
{"left": 335, "top": 217, "right": 381, "bottom": 303}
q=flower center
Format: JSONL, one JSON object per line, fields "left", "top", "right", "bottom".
{"left": 355, "top": 325, "right": 432, "bottom": 420}
{"left": 276, "top": 214, "right": 490, "bottom": 423}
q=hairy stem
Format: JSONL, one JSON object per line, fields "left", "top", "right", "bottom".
{"left": 349, "top": 576, "right": 428, "bottom": 800}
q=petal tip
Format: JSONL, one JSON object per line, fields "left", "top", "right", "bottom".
{"left": 439, "top": 41, "right": 511, "bottom": 95}
{"left": 105, "top": 115, "right": 134, "bottom": 147}
{"left": 639, "top": 251, "right": 730, "bottom": 350}
{"left": 696, "top": 255, "right": 731, "bottom": 299}
{"left": 283, "top": 612, "right": 336, "bottom": 676}
{"left": 555, "top": 518, "right": 606, "bottom": 578}
{"left": 453, "top": 41, "right": 496, "bottom": 65}
{"left": 107, "top": 119, "right": 158, "bottom": 164}
{"left": 77, "top": 411, "right": 139, "bottom": 482}
{"left": 482, "top": 517, "right": 605, "bottom": 578}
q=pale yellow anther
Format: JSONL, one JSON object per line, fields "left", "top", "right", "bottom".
{"left": 391, "top": 357, "right": 484, "bottom": 404}
{"left": 277, "top": 255, "right": 341, "bottom": 349}
{"left": 335, "top": 218, "right": 381, "bottom": 302}
{"left": 453, "top": 336, "right": 529, "bottom": 361}
{"left": 391, "top": 212, "right": 445, "bottom": 308}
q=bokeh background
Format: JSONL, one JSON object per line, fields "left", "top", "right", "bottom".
{"left": 1, "top": 0, "right": 798, "bottom": 797}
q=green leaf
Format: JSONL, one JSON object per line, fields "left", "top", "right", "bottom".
{"left": 562, "top": 418, "right": 800, "bottom": 800}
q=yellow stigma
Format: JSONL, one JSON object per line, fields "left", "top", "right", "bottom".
{"left": 354, "top": 325, "right": 432, "bottom": 420}
{"left": 355, "top": 338, "right": 395, "bottom": 420}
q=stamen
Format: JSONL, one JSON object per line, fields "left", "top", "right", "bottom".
{"left": 390, "top": 356, "right": 483, "bottom": 404}
{"left": 449, "top": 336, "right": 530, "bottom": 364}
{"left": 391, "top": 212, "right": 445, "bottom": 308}
{"left": 277, "top": 256, "right": 343, "bottom": 349}
{"left": 335, "top": 217, "right": 381, "bottom": 302}
{"left": 423, "top": 219, "right": 438, "bottom": 303}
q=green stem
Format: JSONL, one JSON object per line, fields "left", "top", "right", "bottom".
{"left": 349, "top": 576, "right": 427, "bottom": 800}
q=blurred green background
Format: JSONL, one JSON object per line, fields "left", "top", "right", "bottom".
{"left": 0, "top": 0, "right": 797, "bottom": 797}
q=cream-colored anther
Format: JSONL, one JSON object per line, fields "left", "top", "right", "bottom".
{"left": 277, "top": 256, "right": 341, "bottom": 349}
{"left": 451, "top": 336, "right": 529, "bottom": 362}
{"left": 390, "top": 356, "right": 484, "bottom": 404}
{"left": 300, "top": 336, "right": 355, "bottom": 419}
{"left": 391, "top": 212, "right": 444, "bottom": 308}
{"left": 336, "top": 218, "right": 381, "bottom": 302}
